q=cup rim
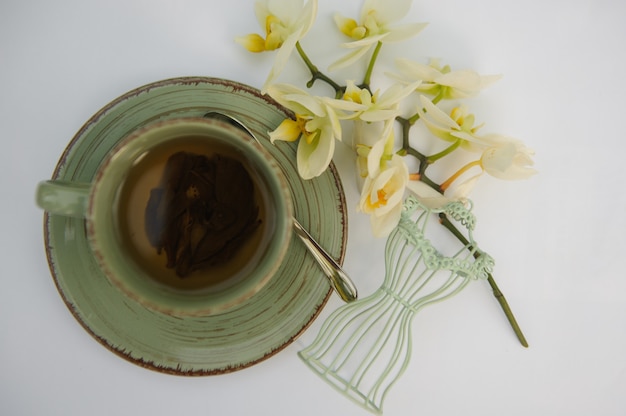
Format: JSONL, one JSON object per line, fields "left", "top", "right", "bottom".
{"left": 86, "top": 117, "right": 293, "bottom": 316}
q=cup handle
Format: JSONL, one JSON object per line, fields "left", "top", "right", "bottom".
{"left": 36, "top": 180, "right": 91, "bottom": 218}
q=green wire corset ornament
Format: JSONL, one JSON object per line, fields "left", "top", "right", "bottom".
{"left": 298, "top": 196, "right": 494, "bottom": 415}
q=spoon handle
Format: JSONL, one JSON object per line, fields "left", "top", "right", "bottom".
{"left": 293, "top": 218, "right": 357, "bottom": 302}
{"left": 204, "top": 111, "right": 358, "bottom": 302}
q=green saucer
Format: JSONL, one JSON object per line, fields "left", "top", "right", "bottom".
{"left": 44, "top": 77, "right": 348, "bottom": 375}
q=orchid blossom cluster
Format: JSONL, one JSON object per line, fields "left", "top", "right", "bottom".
{"left": 236, "top": 0, "right": 536, "bottom": 237}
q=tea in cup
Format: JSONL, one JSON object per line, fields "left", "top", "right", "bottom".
{"left": 36, "top": 118, "right": 293, "bottom": 316}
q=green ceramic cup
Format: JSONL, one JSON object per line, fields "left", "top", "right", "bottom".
{"left": 36, "top": 118, "right": 293, "bottom": 317}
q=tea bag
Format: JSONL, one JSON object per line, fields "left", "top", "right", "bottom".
{"left": 145, "top": 151, "right": 260, "bottom": 277}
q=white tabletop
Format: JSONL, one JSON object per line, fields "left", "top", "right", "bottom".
{"left": 2, "top": 1, "right": 626, "bottom": 415}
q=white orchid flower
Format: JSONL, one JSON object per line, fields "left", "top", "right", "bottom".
{"left": 353, "top": 118, "right": 396, "bottom": 181}
{"left": 235, "top": 0, "right": 318, "bottom": 92}
{"left": 428, "top": 134, "right": 534, "bottom": 199}
{"left": 479, "top": 135, "right": 536, "bottom": 180}
{"left": 330, "top": 0, "right": 427, "bottom": 70}
{"left": 359, "top": 153, "right": 409, "bottom": 237}
{"left": 388, "top": 58, "right": 501, "bottom": 99}
{"left": 416, "top": 95, "right": 488, "bottom": 151}
{"left": 343, "top": 80, "right": 420, "bottom": 122}
{"left": 267, "top": 83, "right": 366, "bottom": 179}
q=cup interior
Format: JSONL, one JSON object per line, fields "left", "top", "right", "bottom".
{"left": 88, "top": 118, "right": 292, "bottom": 316}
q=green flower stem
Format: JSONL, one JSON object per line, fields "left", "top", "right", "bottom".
{"left": 417, "top": 173, "right": 441, "bottom": 191}
{"left": 397, "top": 116, "right": 436, "bottom": 179}
{"left": 362, "top": 41, "right": 383, "bottom": 90}
{"left": 295, "top": 41, "right": 344, "bottom": 96}
{"left": 486, "top": 274, "right": 529, "bottom": 347}
{"left": 397, "top": 116, "right": 425, "bottom": 161}
{"left": 427, "top": 139, "right": 462, "bottom": 164}
{"left": 408, "top": 111, "right": 421, "bottom": 125}
{"left": 438, "top": 213, "right": 529, "bottom": 348}
{"left": 431, "top": 90, "right": 445, "bottom": 105}
{"left": 440, "top": 160, "right": 481, "bottom": 191}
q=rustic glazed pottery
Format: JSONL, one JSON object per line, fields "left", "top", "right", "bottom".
{"left": 37, "top": 117, "right": 294, "bottom": 316}
{"left": 40, "top": 77, "right": 348, "bottom": 375}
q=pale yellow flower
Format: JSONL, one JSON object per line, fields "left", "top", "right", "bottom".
{"left": 343, "top": 80, "right": 420, "bottom": 122}
{"left": 359, "top": 153, "right": 409, "bottom": 237}
{"left": 479, "top": 135, "right": 536, "bottom": 180}
{"left": 330, "top": 0, "right": 427, "bottom": 70}
{"left": 353, "top": 119, "right": 396, "bottom": 181}
{"left": 388, "top": 58, "right": 501, "bottom": 99}
{"left": 267, "top": 83, "right": 366, "bottom": 179}
{"left": 416, "top": 95, "right": 487, "bottom": 151}
{"left": 432, "top": 134, "right": 535, "bottom": 196}
{"left": 235, "top": 0, "right": 318, "bottom": 92}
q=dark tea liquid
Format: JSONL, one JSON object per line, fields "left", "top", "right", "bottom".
{"left": 115, "top": 136, "right": 268, "bottom": 291}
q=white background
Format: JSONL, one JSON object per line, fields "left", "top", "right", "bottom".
{"left": 2, "top": 0, "right": 626, "bottom": 415}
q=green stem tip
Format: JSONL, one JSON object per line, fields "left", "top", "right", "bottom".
{"left": 487, "top": 274, "right": 529, "bottom": 348}
{"left": 438, "top": 214, "right": 528, "bottom": 348}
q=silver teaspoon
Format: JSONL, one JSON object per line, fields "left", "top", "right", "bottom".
{"left": 204, "top": 111, "right": 358, "bottom": 302}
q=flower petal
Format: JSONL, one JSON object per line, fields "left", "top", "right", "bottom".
{"left": 328, "top": 45, "right": 374, "bottom": 71}
{"left": 359, "top": 108, "right": 400, "bottom": 122}
{"left": 395, "top": 58, "right": 441, "bottom": 81}
{"left": 269, "top": 118, "right": 301, "bottom": 143}
{"left": 261, "top": 30, "right": 301, "bottom": 93}
{"left": 283, "top": 92, "right": 326, "bottom": 116}
{"left": 450, "top": 131, "right": 489, "bottom": 148}
{"left": 370, "top": 201, "right": 402, "bottom": 237}
{"left": 362, "top": 0, "right": 412, "bottom": 24}
{"left": 266, "top": 83, "right": 325, "bottom": 116}
{"left": 405, "top": 180, "right": 450, "bottom": 209}
{"left": 295, "top": 0, "right": 318, "bottom": 35}
{"left": 339, "top": 33, "right": 387, "bottom": 48}
{"left": 377, "top": 82, "right": 419, "bottom": 105}
{"left": 235, "top": 33, "right": 267, "bottom": 52}
{"left": 419, "top": 95, "right": 458, "bottom": 130}
{"left": 382, "top": 22, "right": 428, "bottom": 42}
{"left": 367, "top": 137, "right": 387, "bottom": 178}
{"left": 254, "top": 1, "right": 270, "bottom": 27}
{"left": 436, "top": 70, "right": 481, "bottom": 90}
{"left": 324, "top": 97, "right": 368, "bottom": 113}
{"left": 297, "top": 126, "right": 335, "bottom": 179}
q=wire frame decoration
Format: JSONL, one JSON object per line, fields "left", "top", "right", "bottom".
{"left": 298, "top": 196, "right": 495, "bottom": 414}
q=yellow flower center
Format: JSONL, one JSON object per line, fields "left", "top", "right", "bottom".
{"left": 294, "top": 114, "right": 318, "bottom": 145}
{"left": 264, "top": 15, "right": 286, "bottom": 50}
{"left": 337, "top": 17, "right": 367, "bottom": 40}
{"left": 450, "top": 106, "right": 483, "bottom": 134}
{"left": 343, "top": 89, "right": 362, "bottom": 103}
{"left": 367, "top": 189, "right": 388, "bottom": 210}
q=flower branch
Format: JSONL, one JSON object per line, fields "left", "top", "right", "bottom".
{"left": 236, "top": 0, "right": 535, "bottom": 347}
{"left": 439, "top": 160, "right": 480, "bottom": 191}
{"left": 361, "top": 41, "right": 383, "bottom": 89}
{"left": 295, "top": 42, "right": 344, "bottom": 96}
